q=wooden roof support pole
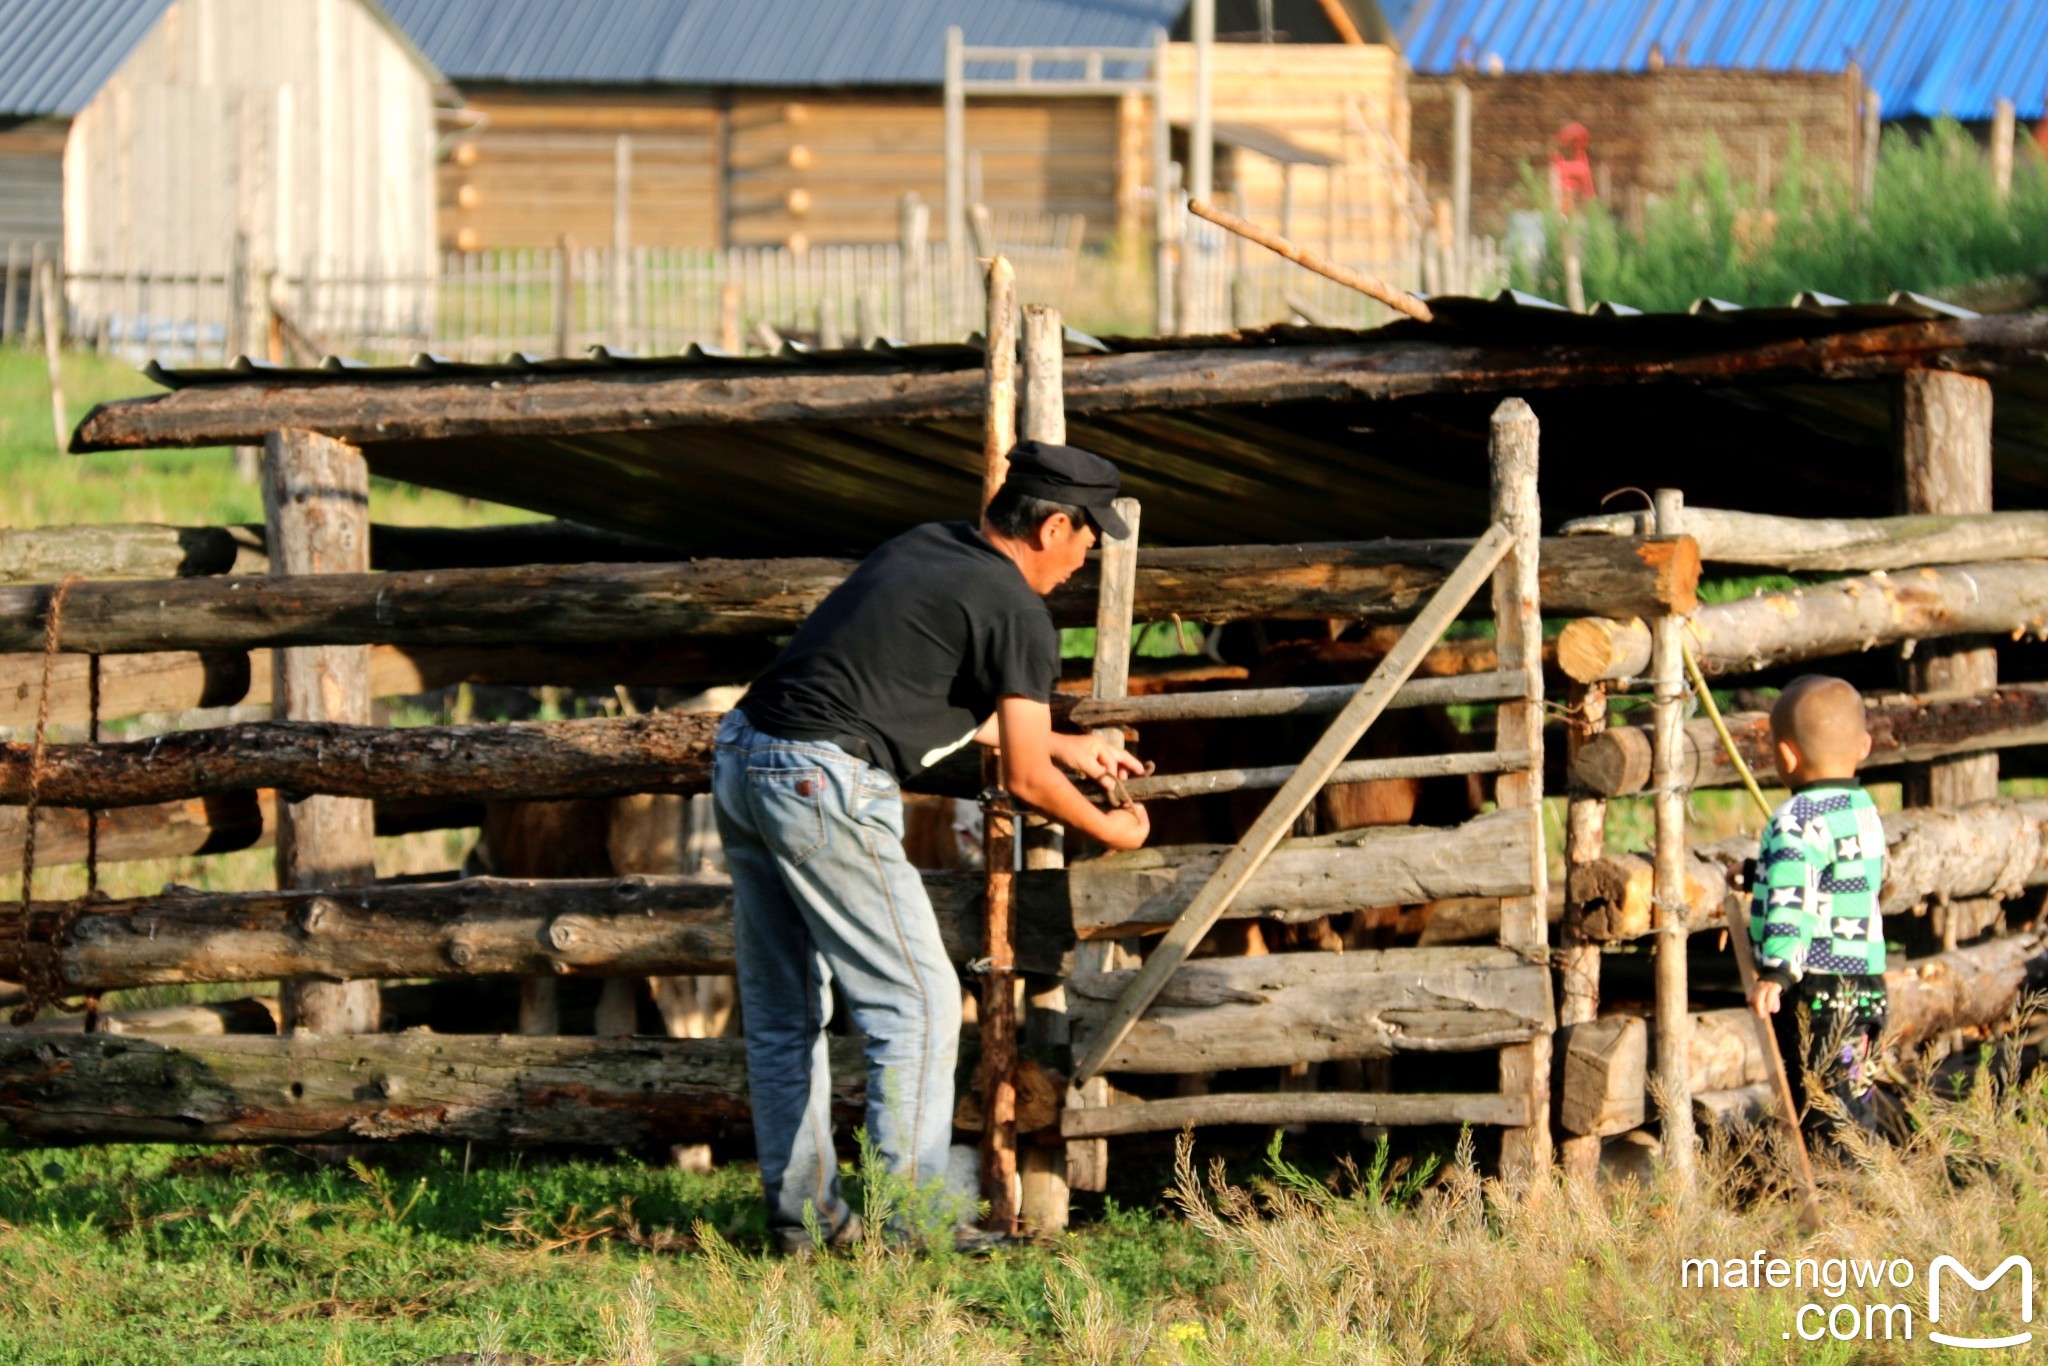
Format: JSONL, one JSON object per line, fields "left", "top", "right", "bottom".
{"left": 1650, "top": 488, "right": 1695, "bottom": 1184}
{"left": 264, "top": 428, "right": 380, "bottom": 1037}
{"left": 1490, "top": 398, "right": 1552, "bottom": 1189}
{"left": 977, "top": 256, "right": 1021, "bottom": 1235}
{"left": 1017, "top": 300, "right": 1076, "bottom": 1234}
{"left": 1900, "top": 369, "right": 1998, "bottom": 952}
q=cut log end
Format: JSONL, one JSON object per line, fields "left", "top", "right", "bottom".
{"left": 1559, "top": 617, "right": 1649, "bottom": 684}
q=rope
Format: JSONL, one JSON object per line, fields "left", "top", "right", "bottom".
{"left": 11, "top": 576, "right": 99, "bottom": 1026}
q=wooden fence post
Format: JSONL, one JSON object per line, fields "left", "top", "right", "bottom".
{"left": 552, "top": 235, "right": 574, "bottom": 359}
{"left": 1992, "top": 99, "right": 2016, "bottom": 200}
{"left": 1901, "top": 369, "right": 1998, "bottom": 948}
{"left": 1650, "top": 487, "right": 1695, "bottom": 1182}
{"left": 264, "top": 429, "right": 380, "bottom": 1035}
{"left": 1016, "top": 300, "right": 1073, "bottom": 1233}
{"left": 1490, "top": 398, "right": 1551, "bottom": 1186}
{"left": 38, "top": 258, "right": 65, "bottom": 456}
{"left": 978, "top": 256, "right": 1021, "bottom": 1233}
{"left": 1558, "top": 676, "right": 1607, "bottom": 1186}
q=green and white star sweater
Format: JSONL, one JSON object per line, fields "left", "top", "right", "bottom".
{"left": 1749, "top": 780, "right": 1887, "bottom": 989}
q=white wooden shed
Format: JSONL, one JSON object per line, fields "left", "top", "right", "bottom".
{"left": 0, "top": 0, "right": 448, "bottom": 343}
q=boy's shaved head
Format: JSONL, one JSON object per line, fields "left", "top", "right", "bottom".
{"left": 1770, "top": 675, "right": 1868, "bottom": 769}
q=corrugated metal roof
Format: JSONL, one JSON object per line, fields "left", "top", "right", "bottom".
{"left": 1404, "top": 0, "right": 2048, "bottom": 121}
{"left": 381, "top": 0, "right": 1184, "bottom": 88}
{"left": 0, "top": 0, "right": 169, "bottom": 118}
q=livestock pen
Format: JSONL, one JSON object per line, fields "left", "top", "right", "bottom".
{"left": 2, "top": 281, "right": 2047, "bottom": 1228}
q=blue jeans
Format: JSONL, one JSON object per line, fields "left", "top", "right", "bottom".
{"left": 711, "top": 710, "right": 963, "bottom": 1238}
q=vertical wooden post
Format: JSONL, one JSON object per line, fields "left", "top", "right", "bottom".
{"left": 1650, "top": 487, "right": 1695, "bottom": 1182}
{"left": 1558, "top": 677, "right": 1606, "bottom": 1186}
{"left": 612, "top": 135, "right": 632, "bottom": 347}
{"left": 1860, "top": 89, "right": 1883, "bottom": 207}
{"left": 1450, "top": 81, "right": 1472, "bottom": 294}
{"left": 899, "top": 192, "right": 929, "bottom": 344}
{"left": 1489, "top": 398, "right": 1550, "bottom": 1186}
{"left": 1189, "top": 0, "right": 1214, "bottom": 203}
{"left": 3, "top": 240, "right": 19, "bottom": 345}
{"left": 977, "top": 257, "right": 1021, "bottom": 1234}
{"left": 264, "top": 429, "right": 379, "bottom": 1035}
{"left": 38, "top": 258, "right": 64, "bottom": 456}
{"left": 23, "top": 241, "right": 42, "bottom": 348}
{"left": 944, "top": 27, "right": 968, "bottom": 262}
{"left": 1151, "top": 28, "right": 1173, "bottom": 338}
{"left": 1017, "top": 301, "right": 1073, "bottom": 1233}
{"left": 1992, "top": 99, "right": 2017, "bottom": 199}
{"left": 1901, "top": 369, "right": 1998, "bottom": 949}
{"left": 552, "top": 235, "right": 574, "bottom": 359}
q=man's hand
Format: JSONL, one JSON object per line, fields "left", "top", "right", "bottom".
{"left": 1750, "top": 979, "right": 1783, "bottom": 1018}
{"left": 1095, "top": 801, "right": 1150, "bottom": 852}
{"left": 1048, "top": 731, "right": 1145, "bottom": 795}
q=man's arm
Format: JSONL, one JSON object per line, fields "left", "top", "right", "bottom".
{"left": 992, "top": 696, "right": 1149, "bottom": 851}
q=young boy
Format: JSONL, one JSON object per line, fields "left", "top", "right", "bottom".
{"left": 1747, "top": 674, "right": 1896, "bottom": 1144}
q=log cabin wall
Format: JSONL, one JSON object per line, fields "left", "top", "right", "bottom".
{"left": 439, "top": 87, "right": 721, "bottom": 252}
{"left": 0, "top": 119, "right": 67, "bottom": 251}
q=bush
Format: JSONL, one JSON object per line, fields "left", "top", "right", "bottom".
{"left": 1511, "top": 120, "right": 2048, "bottom": 310}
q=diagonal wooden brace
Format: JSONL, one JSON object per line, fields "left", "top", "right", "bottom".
{"left": 1070, "top": 522, "right": 1515, "bottom": 1084}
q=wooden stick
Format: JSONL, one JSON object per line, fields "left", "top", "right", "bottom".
{"left": 1120, "top": 747, "right": 1528, "bottom": 802}
{"left": 1189, "top": 198, "right": 1434, "bottom": 323}
{"left": 1650, "top": 489, "right": 1695, "bottom": 1183}
{"left": 38, "top": 258, "right": 65, "bottom": 455}
{"left": 1071, "top": 523, "right": 1512, "bottom": 1084}
{"left": 978, "top": 254, "right": 1021, "bottom": 1235}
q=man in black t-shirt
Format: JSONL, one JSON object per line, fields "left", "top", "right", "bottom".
{"left": 712, "top": 440, "right": 1148, "bottom": 1254}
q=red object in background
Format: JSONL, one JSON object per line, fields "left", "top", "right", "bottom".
{"left": 1551, "top": 122, "right": 1596, "bottom": 212}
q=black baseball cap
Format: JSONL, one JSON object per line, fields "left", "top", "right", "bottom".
{"left": 1001, "top": 439, "right": 1129, "bottom": 539}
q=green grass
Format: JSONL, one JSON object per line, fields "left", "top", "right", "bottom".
{"left": 1512, "top": 120, "right": 2048, "bottom": 310}
{"left": 0, "top": 347, "right": 540, "bottom": 529}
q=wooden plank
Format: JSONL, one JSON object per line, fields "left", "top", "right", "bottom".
{"left": 1119, "top": 746, "right": 1528, "bottom": 802}
{"left": 1060, "top": 1089, "right": 1529, "bottom": 1138}
{"left": 0, "top": 867, "right": 1062, "bottom": 990}
{"left": 1488, "top": 396, "right": 1551, "bottom": 1184}
{"left": 1558, "top": 1014, "right": 1645, "bottom": 1138}
{"left": 1056, "top": 808, "right": 1537, "bottom": 938}
{"left": 1070, "top": 524, "right": 1514, "bottom": 1084}
{"left": 1560, "top": 505, "right": 2048, "bottom": 573}
{"left": 76, "top": 316, "right": 2048, "bottom": 453}
{"left": 1068, "top": 946, "right": 1550, "bottom": 1074}
{"left": 1065, "top": 668, "right": 1523, "bottom": 726}
{"left": 264, "top": 429, "right": 378, "bottom": 1036}
{"left": 0, "top": 535, "right": 1693, "bottom": 654}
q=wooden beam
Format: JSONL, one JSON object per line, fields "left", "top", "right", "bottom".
{"left": 0, "top": 1032, "right": 882, "bottom": 1147}
{"left": 0, "top": 710, "right": 721, "bottom": 809}
{"left": 1059, "top": 1089, "right": 1528, "bottom": 1138}
{"left": 1561, "top": 506, "right": 2048, "bottom": 573}
{"left": 0, "top": 640, "right": 779, "bottom": 731}
{"left": 1558, "top": 558, "right": 2048, "bottom": 684}
{"left": 1649, "top": 489, "right": 1695, "bottom": 1181}
{"left": 265, "top": 428, "right": 379, "bottom": 1035}
{"left": 73, "top": 316, "right": 2048, "bottom": 452}
{"left": 1574, "top": 683, "right": 2048, "bottom": 797}
{"left": 0, "top": 868, "right": 1068, "bottom": 990}
{"left": 1054, "top": 808, "right": 1537, "bottom": 938}
{"left": 0, "top": 536, "right": 1693, "bottom": 654}
{"left": 1067, "top": 945, "right": 1550, "bottom": 1074}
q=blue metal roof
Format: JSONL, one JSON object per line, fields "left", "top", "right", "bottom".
{"left": 0, "top": 0, "right": 170, "bottom": 117}
{"left": 380, "top": 0, "right": 1185, "bottom": 87}
{"left": 1404, "top": 0, "right": 2048, "bottom": 121}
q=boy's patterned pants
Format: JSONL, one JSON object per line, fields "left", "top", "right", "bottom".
{"left": 1770, "top": 973, "right": 1899, "bottom": 1148}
